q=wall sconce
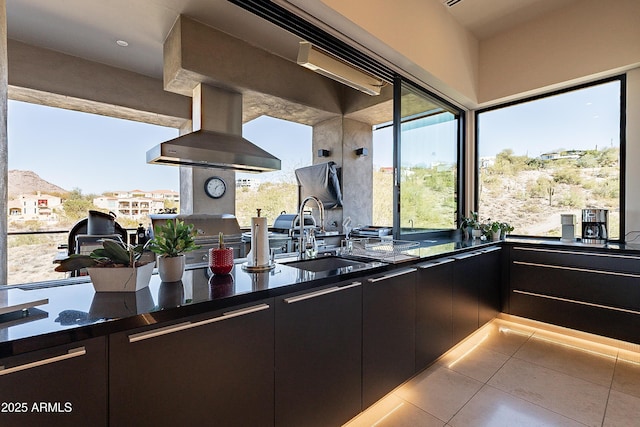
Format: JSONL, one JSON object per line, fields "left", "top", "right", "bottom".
{"left": 354, "top": 147, "right": 368, "bottom": 157}
{"left": 317, "top": 149, "right": 331, "bottom": 158}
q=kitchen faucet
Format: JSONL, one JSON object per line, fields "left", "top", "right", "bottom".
{"left": 298, "top": 195, "right": 325, "bottom": 259}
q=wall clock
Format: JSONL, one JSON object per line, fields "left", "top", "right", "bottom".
{"left": 204, "top": 176, "right": 227, "bottom": 199}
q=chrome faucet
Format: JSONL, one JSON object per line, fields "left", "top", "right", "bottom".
{"left": 298, "top": 195, "right": 325, "bottom": 259}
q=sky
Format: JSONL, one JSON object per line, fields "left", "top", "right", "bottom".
{"left": 7, "top": 101, "right": 312, "bottom": 195}
{"left": 478, "top": 80, "right": 621, "bottom": 158}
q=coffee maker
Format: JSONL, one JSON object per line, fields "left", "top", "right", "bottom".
{"left": 581, "top": 209, "right": 608, "bottom": 244}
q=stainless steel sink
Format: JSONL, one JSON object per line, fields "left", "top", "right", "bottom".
{"left": 283, "top": 256, "right": 368, "bottom": 272}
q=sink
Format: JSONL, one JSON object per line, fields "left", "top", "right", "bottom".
{"left": 283, "top": 256, "right": 368, "bottom": 272}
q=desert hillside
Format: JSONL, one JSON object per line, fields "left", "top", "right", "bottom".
{"left": 8, "top": 169, "right": 68, "bottom": 197}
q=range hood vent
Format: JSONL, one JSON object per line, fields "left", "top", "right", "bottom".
{"left": 146, "top": 129, "right": 281, "bottom": 173}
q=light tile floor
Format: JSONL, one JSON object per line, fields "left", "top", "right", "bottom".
{"left": 345, "top": 317, "right": 640, "bottom": 427}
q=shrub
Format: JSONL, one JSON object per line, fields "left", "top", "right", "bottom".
{"left": 558, "top": 189, "right": 584, "bottom": 208}
{"left": 553, "top": 168, "right": 581, "bottom": 185}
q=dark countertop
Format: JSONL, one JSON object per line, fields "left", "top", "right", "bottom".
{"left": 5, "top": 235, "right": 636, "bottom": 357}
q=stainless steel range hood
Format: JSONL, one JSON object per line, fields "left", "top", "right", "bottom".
{"left": 147, "top": 83, "right": 281, "bottom": 173}
{"left": 146, "top": 129, "right": 281, "bottom": 173}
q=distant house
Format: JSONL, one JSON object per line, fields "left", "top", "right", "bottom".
{"left": 539, "top": 150, "right": 585, "bottom": 161}
{"left": 479, "top": 156, "right": 495, "bottom": 169}
{"left": 94, "top": 196, "right": 165, "bottom": 219}
{"left": 236, "top": 178, "right": 260, "bottom": 189}
{"left": 8, "top": 192, "right": 62, "bottom": 220}
{"left": 93, "top": 189, "right": 178, "bottom": 219}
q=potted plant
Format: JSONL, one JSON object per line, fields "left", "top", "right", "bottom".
{"left": 55, "top": 238, "right": 154, "bottom": 292}
{"left": 460, "top": 212, "right": 481, "bottom": 240}
{"left": 488, "top": 221, "right": 502, "bottom": 241}
{"left": 148, "top": 218, "right": 200, "bottom": 282}
{"left": 500, "top": 222, "right": 514, "bottom": 240}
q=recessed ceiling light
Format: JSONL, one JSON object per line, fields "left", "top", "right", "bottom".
{"left": 116, "top": 40, "right": 129, "bottom": 47}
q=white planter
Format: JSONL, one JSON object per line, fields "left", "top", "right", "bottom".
{"left": 157, "top": 255, "right": 186, "bottom": 282}
{"left": 87, "top": 262, "right": 155, "bottom": 293}
{"left": 492, "top": 229, "right": 502, "bottom": 241}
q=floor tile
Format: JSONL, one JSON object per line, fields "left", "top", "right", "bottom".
{"left": 449, "top": 385, "right": 586, "bottom": 427}
{"left": 475, "top": 320, "right": 533, "bottom": 357}
{"left": 513, "top": 334, "right": 616, "bottom": 386}
{"left": 531, "top": 329, "right": 620, "bottom": 358}
{"left": 348, "top": 319, "right": 640, "bottom": 427}
{"left": 611, "top": 358, "right": 640, "bottom": 398}
{"left": 440, "top": 346, "right": 510, "bottom": 383}
{"left": 344, "top": 394, "right": 445, "bottom": 427}
{"left": 602, "top": 389, "right": 640, "bottom": 427}
{"left": 488, "top": 357, "right": 609, "bottom": 426}
{"left": 395, "top": 365, "right": 483, "bottom": 422}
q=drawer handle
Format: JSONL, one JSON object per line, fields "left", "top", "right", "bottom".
{"left": 482, "top": 247, "right": 502, "bottom": 254}
{"left": 453, "top": 251, "right": 483, "bottom": 260}
{"left": 128, "top": 303, "right": 271, "bottom": 343}
{"left": 284, "top": 282, "right": 361, "bottom": 304}
{"left": 418, "top": 259, "right": 455, "bottom": 269}
{"left": 367, "top": 268, "right": 416, "bottom": 283}
{"left": 0, "top": 347, "right": 86, "bottom": 376}
{"left": 513, "top": 261, "right": 640, "bottom": 278}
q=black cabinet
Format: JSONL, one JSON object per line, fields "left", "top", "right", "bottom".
{"left": 452, "top": 249, "right": 502, "bottom": 344}
{"left": 509, "top": 246, "right": 640, "bottom": 343}
{"left": 452, "top": 252, "right": 480, "bottom": 344}
{"left": 0, "top": 337, "right": 107, "bottom": 427}
{"left": 416, "top": 258, "right": 454, "bottom": 370}
{"left": 109, "top": 299, "right": 274, "bottom": 427}
{"left": 362, "top": 268, "right": 416, "bottom": 408}
{"left": 477, "top": 248, "right": 502, "bottom": 326}
{"left": 275, "top": 280, "right": 362, "bottom": 427}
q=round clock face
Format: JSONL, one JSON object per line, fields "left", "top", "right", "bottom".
{"left": 204, "top": 177, "right": 226, "bottom": 199}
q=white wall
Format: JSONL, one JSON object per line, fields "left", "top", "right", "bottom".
{"left": 479, "top": 0, "right": 640, "bottom": 105}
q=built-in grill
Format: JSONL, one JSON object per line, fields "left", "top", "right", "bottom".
{"left": 150, "top": 214, "right": 247, "bottom": 266}
{"left": 272, "top": 212, "right": 317, "bottom": 236}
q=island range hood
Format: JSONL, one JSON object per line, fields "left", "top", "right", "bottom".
{"left": 146, "top": 129, "right": 281, "bottom": 173}
{"left": 147, "top": 84, "right": 281, "bottom": 173}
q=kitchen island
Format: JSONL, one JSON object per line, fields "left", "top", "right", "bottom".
{"left": 2, "top": 236, "right": 639, "bottom": 427}
{"left": 0, "top": 237, "right": 495, "bottom": 356}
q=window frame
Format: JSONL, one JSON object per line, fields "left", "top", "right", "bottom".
{"left": 393, "top": 76, "right": 466, "bottom": 239}
{"left": 474, "top": 74, "right": 626, "bottom": 240}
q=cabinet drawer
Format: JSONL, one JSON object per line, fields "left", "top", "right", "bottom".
{"left": 110, "top": 299, "right": 274, "bottom": 427}
{"left": 510, "top": 291, "right": 640, "bottom": 344}
{"left": 276, "top": 281, "right": 362, "bottom": 427}
{"left": 512, "top": 246, "right": 640, "bottom": 274}
{"left": 511, "top": 261, "right": 640, "bottom": 312}
{"left": 0, "top": 337, "right": 107, "bottom": 427}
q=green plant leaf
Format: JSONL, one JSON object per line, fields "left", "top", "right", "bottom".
{"left": 54, "top": 255, "right": 97, "bottom": 272}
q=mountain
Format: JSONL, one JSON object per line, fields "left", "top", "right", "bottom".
{"left": 8, "top": 170, "right": 68, "bottom": 198}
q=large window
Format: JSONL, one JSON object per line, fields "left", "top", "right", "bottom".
{"left": 477, "top": 77, "right": 624, "bottom": 239}
{"left": 7, "top": 100, "right": 179, "bottom": 284}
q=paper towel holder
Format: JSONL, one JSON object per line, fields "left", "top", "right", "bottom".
{"left": 241, "top": 210, "right": 276, "bottom": 271}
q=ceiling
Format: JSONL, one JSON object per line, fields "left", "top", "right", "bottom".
{"left": 7, "top": 0, "right": 579, "bottom": 81}
{"left": 443, "top": 0, "right": 579, "bottom": 40}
